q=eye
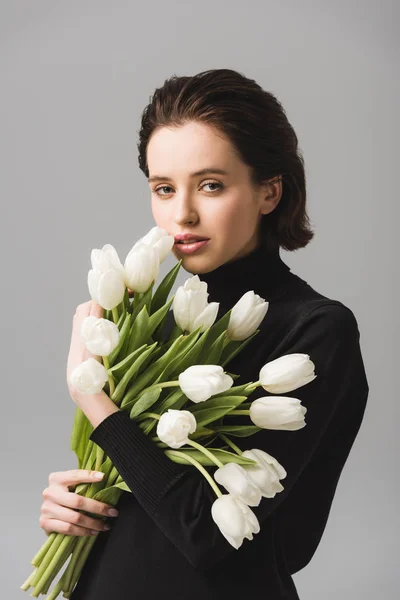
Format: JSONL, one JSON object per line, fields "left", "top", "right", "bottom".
{"left": 152, "top": 181, "right": 224, "bottom": 197}
{"left": 202, "top": 181, "right": 223, "bottom": 193}
{"left": 152, "top": 185, "right": 173, "bottom": 196}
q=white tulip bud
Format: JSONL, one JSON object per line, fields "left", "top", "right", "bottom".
{"left": 172, "top": 275, "right": 219, "bottom": 333}
{"left": 227, "top": 291, "right": 269, "bottom": 341}
{"left": 211, "top": 494, "right": 260, "bottom": 549}
{"left": 156, "top": 409, "right": 197, "bottom": 449}
{"left": 241, "top": 448, "right": 287, "bottom": 498}
{"left": 124, "top": 242, "right": 159, "bottom": 293}
{"left": 249, "top": 396, "right": 307, "bottom": 431}
{"left": 81, "top": 316, "right": 120, "bottom": 356}
{"left": 214, "top": 462, "right": 262, "bottom": 506}
{"left": 259, "top": 353, "right": 316, "bottom": 393}
{"left": 178, "top": 365, "right": 233, "bottom": 403}
{"left": 135, "top": 226, "right": 175, "bottom": 263}
{"left": 69, "top": 357, "right": 109, "bottom": 394}
{"left": 88, "top": 245, "right": 126, "bottom": 310}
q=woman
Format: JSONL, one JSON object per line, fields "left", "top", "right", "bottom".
{"left": 40, "top": 69, "right": 369, "bottom": 599}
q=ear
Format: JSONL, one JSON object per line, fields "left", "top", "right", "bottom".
{"left": 259, "top": 175, "right": 283, "bottom": 216}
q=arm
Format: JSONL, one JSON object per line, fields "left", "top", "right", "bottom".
{"left": 88, "top": 303, "right": 369, "bottom": 571}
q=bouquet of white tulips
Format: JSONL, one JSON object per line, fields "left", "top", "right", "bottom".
{"left": 21, "top": 227, "right": 316, "bottom": 599}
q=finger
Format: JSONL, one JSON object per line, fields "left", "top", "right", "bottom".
{"left": 41, "top": 500, "right": 111, "bottom": 533}
{"left": 90, "top": 300, "right": 104, "bottom": 319}
{"left": 40, "top": 516, "right": 102, "bottom": 537}
{"left": 46, "top": 476, "right": 118, "bottom": 518}
{"left": 49, "top": 469, "right": 105, "bottom": 487}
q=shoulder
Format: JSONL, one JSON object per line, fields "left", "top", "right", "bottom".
{"left": 278, "top": 272, "right": 361, "bottom": 339}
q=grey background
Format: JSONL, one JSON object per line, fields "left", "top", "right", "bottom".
{"left": 2, "top": 1, "right": 398, "bottom": 598}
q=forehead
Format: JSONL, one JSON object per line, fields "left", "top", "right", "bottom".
{"left": 147, "top": 121, "right": 239, "bottom": 176}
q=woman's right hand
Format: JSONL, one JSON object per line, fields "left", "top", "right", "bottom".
{"left": 40, "top": 470, "right": 119, "bottom": 537}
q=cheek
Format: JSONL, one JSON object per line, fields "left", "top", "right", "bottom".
{"left": 151, "top": 199, "right": 168, "bottom": 229}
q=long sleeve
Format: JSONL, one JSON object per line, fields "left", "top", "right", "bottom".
{"left": 89, "top": 302, "right": 369, "bottom": 572}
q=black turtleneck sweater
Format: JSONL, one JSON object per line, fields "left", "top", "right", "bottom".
{"left": 70, "top": 244, "right": 369, "bottom": 600}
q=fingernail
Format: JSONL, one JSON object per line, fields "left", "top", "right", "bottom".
{"left": 107, "top": 508, "right": 119, "bottom": 517}
{"left": 94, "top": 472, "right": 104, "bottom": 479}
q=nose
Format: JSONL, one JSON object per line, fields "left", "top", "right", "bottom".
{"left": 172, "top": 191, "right": 199, "bottom": 227}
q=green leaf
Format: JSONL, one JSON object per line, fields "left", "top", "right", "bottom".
{"left": 167, "top": 327, "right": 212, "bottom": 378}
{"left": 163, "top": 327, "right": 203, "bottom": 378}
{"left": 187, "top": 395, "right": 248, "bottom": 414}
{"left": 220, "top": 330, "right": 259, "bottom": 368}
{"left": 127, "top": 304, "right": 150, "bottom": 354}
{"left": 111, "top": 342, "right": 158, "bottom": 403}
{"left": 164, "top": 448, "right": 258, "bottom": 466}
{"left": 156, "top": 388, "right": 187, "bottom": 413}
{"left": 108, "top": 344, "right": 148, "bottom": 378}
{"left": 70, "top": 407, "right": 91, "bottom": 467}
{"left": 130, "top": 385, "right": 162, "bottom": 418}
{"left": 211, "top": 425, "right": 262, "bottom": 437}
{"left": 131, "top": 285, "right": 154, "bottom": 320}
{"left": 147, "top": 297, "right": 174, "bottom": 338}
{"left": 151, "top": 260, "right": 182, "bottom": 314}
{"left": 92, "top": 482, "right": 131, "bottom": 505}
{"left": 196, "top": 310, "right": 232, "bottom": 362}
{"left": 211, "top": 383, "right": 255, "bottom": 398}
{"left": 200, "top": 330, "right": 227, "bottom": 365}
{"left": 190, "top": 406, "right": 239, "bottom": 427}
{"left": 107, "top": 312, "right": 133, "bottom": 366}
{"left": 121, "top": 334, "right": 185, "bottom": 407}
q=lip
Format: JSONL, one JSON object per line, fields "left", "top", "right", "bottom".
{"left": 174, "top": 233, "right": 210, "bottom": 242}
{"left": 174, "top": 239, "right": 210, "bottom": 255}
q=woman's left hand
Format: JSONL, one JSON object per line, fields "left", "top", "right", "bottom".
{"left": 66, "top": 300, "right": 105, "bottom": 404}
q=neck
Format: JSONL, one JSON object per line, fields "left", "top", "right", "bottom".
{"left": 196, "top": 242, "right": 292, "bottom": 315}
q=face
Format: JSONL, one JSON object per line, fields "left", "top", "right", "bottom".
{"left": 147, "top": 121, "right": 281, "bottom": 274}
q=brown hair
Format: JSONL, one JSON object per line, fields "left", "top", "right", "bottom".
{"left": 137, "top": 68, "right": 314, "bottom": 252}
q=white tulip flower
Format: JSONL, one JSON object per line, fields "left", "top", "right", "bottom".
{"left": 178, "top": 365, "right": 233, "bottom": 403}
{"left": 213, "top": 462, "right": 262, "bottom": 506}
{"left": 81, "top": 316, "right": 120, "bottom": 356}
{"left": 134, "top": 226, "right": 175, "bottom": 263}
{"left": 259, "top": 353, "right": 316, "bottom": 393}
{"left": 90, "top": 244, "right": 126, "bottom": 280}
{"left": 211, "top": 494, "right": 260, "bottom": 549}
{"left": 124, "top": 242, "right": 159, "bottom": 293}
{"left": 69, "top": 357, "right": 109, "bottom": 395}
{"left": 156, "top": 409, "right": 197, "bottom": 449}
{"left": 88, "top": 245, "right": 126, "bottom": 310}
{"left": 227, "top": 291, "right": 269, "bottom": 341}
{"left": 249, "top": 396, "right": 307, "bottom": 431}
{"left": 172, "top": 275, "right": 219, "bottom": 333}
{"left": 241, "top": 448, "right": 287, "bottom": 498}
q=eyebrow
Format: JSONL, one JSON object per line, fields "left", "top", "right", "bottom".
{"left": 148, "top": 168, "right": 229, "bottom": 183}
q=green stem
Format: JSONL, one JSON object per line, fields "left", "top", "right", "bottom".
{"left": 65, "top": 533, "right": 98, "bottom": 595}
{"left": 227, "top": 409, "right": 250, "bottom": 416}
{"left": 30, "top": 535, "right": 74, "bottom": 596}
{"left": 138, "top": 380, "right": 180, "bottom": 398}
{"left": 112, "top": 307, "right": 119, "bottom": 323}
{"left": 103, "top": 356, "right": 115, "bottom": 396}
{"left": 222, "top": 335, "right": 230, "bottom": 349}
{"left": 30, "top": 532, "right": 57, "bottom": 567}
{"left": 28, "top": 533, "right": 64, "bottom": 588}
{"left": 244, "top": 380, "right": 260, "bottom": 392}
{"left": 136, "top": 411, "right": 161, "bottom": 421}
{"left": 62, "top": 535, "right": 92, "bottom": 594}
{"left": 219, "top": 433, "right": 243, "bottom": 455}
{"left": 45, "top": 576, "right": 65, "bottom": 600}
{"left": 167, "top": 450, "right": 223, "bottom": 497}
{"left": 186, "top": 439, "right": 224, "bottom": 468}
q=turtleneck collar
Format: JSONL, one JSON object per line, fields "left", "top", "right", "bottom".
{"left": 197, "top": 242, "right": 292, "bottom": 313}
